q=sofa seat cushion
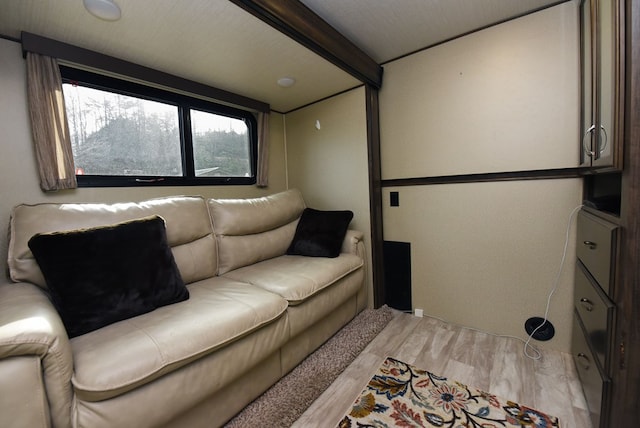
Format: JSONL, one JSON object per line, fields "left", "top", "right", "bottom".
{"left": 222, "top": 253, "right": 364, "bottom": 305}
{"left": 69, "top": 278, "right": 288, "bottom": 402}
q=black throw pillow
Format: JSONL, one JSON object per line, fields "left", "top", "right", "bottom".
{"left": 28, "top": 215, "right": 188, "bottom": 338}
{"left": 286, "top": 208, "right": 354, "bottom": 258}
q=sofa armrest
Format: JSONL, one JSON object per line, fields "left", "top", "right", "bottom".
{"left": 341, "top": 229, "right": 364, "bottom": 257}
{"left": 341, "top": 230, "right": 368, "bottom": 311}
{"left": 0, "top": 282, "right": 73, "bottom": 428}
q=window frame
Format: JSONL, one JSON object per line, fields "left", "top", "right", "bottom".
{"left": 60, "top": 66, "right": 258, "bottom": 187}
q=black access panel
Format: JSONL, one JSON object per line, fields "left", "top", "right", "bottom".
{"left": 383, "top": 241, "right": 412, "bottom": 311}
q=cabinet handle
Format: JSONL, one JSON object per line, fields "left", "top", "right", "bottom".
{"left": 580, "top": 298, "right": 594, "bottom": 312}
{"left": 582, "top": 125, "right": 608, "bottom": 158}
{"left": 597, "top": 126, "right": 608, "bottom": 156}
{"left": 577, "top": 352, "right": 590, "bottom": 370}
{"left": 135, "top": 178, "right": 165, "bottom": 183}
{"left": 583, "top": 125, "right": 596, "bottom": 157}
{"left": 583, "top": 240, "right": 597, "bottom": 249}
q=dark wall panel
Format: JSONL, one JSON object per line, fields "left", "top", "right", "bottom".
{"left": 383, "top": 241, "right": 411, "bottom": 311}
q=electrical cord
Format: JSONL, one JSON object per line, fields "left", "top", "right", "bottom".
{"left": 416, "top": 311, "right": 542, "bottom": 351}
{"left": 522, "top": 204, "right": 584, "bottom": 360}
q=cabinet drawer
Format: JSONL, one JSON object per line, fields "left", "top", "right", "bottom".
{"left": 575, "top": 261, "right": 615, "bottom": 371}
{"left": 576, "top": 210, "right": 618, "bottom": 295}
{"left": 572, "top": 313, "right": 610, "bottom": 428}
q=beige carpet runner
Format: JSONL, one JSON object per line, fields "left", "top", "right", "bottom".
{"left": 225, "top": 306, "right": 394, "bottom": 427}
{"left": 339, "top": 356, "right": 560, "bottom": 428}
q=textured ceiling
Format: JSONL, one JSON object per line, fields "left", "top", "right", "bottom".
{"left": 0, "top": 0, "right": 565, "bottom": 112}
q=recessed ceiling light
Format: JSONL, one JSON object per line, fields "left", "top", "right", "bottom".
{"left": 277, "top": 77, "right": 296, "bottom": 88}
{"left": 83, "top": 0, "right": 122, "bottom": 21}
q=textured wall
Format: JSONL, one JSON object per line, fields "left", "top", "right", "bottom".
{"left": 379, "top": 3, "right": 582, "bottom": 352}
{"left": 285, "top": 87, "right": 373, "bottom": 307}
{"left": 380, "top": 2, "right": 579, "bottom": 178}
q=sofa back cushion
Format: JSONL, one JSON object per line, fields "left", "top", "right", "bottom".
{"left": 208, "top": 189, "right": 306, "bottom": 274}
{"left": 8, "top": 196, "right": 216, "bottom": 288}
{"left": 28, "top": 215, "right": 189, "bottom": 338}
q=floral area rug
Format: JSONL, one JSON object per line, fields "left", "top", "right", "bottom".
{"left": 339, "top": 357, "right": 560, "bottom": 428}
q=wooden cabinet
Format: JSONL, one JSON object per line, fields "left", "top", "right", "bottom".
{"left": 572, "top": 314, "right": 610, "bottom": 427}
{"left": 579, "top": 0, "right": 624, "bottom": 169}
{"left": 600, "top": 1, "right": 640, "bottom": 426}
{"left": 572, "top": 210, "right": 619, "bottom": 428}
{"left": 576, "top": 211, "right": 618, "bottom": 293}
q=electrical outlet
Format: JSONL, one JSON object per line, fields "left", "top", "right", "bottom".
{"left": 524, "top": 317, "right": 555, "bottom": 341}
{"left": 414, "top": 308, "right": 423, "bottom": 318}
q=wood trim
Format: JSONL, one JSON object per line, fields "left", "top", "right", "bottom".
{"left": 381, "top": 167, "right": 585, "bottom": 187}
{"left": 20, "top": 32, "right": 270, "bottom": 113}
{"left": 365, "top": 84, "right": 385, "bottom": 308}
{"left": 609, "top": 0, "right": 640, "bottom": 425}
{"left": 228, "top": 0, "right": 383, "bottom": 88}
{"left": 613, "top": 0, "right": 626, "bottom": 170}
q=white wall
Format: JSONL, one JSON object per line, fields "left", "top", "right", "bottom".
{"left": 381, "top": 2, "right": 579, "bottom": 178}
{"left": 284, "top": 87, "right": 373, "bottom": 307}
{"left": 383, "top": 180, "right": 582, "bottom": 352}
{"left": 0, "top": 38, "right": 288, "bottom": 278}
{"left": 379, "top": 2, "right": 581, "bottom": 352}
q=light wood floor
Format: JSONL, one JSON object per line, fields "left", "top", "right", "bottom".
{"left": 293, "top": 310, "right": 592, "bottom": 428}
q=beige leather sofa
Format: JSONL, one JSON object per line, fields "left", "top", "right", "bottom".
{"left": 0, "top": 189, "right": 367, "bottom": 428}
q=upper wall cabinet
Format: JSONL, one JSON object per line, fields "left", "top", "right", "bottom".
{"left": 579, "top": 0, "right": 624, "bottom": 170}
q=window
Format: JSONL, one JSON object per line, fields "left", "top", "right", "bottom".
{"left": 60, "top": 66, "right": 257, "bottom": 187}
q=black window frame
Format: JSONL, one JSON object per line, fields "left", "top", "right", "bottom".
{"left": 60, "top": 66, "right": 258, "bottom": 187}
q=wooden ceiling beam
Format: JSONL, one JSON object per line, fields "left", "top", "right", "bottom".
{"left": 228, "top": 0, "right": 383, "bottom": 88}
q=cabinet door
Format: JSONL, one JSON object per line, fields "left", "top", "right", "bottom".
{"left": 575, "top": 262, "right": 615, "bottom": 371}
{"left": 592, "top": 0, "right": 623, "bottom": 168}
{"left": 580, "top": 0, "right": 595, "bottom": 168}
{"left": 576, "top": 210, "right": 618, "bottom": 295}
{"left": 572, "top": 314, "right": 611, "bottom": 428}
{"left": 580, "top": 0, "right": 623, "bottom": 169}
